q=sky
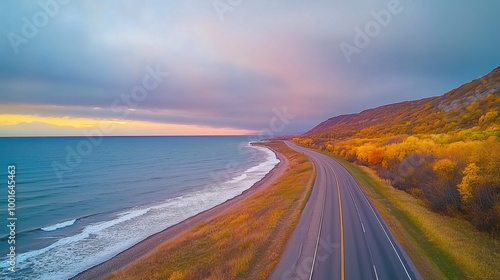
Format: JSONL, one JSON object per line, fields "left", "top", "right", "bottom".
{"left": 1, "top": 0, "right": 499, "bottom": 136}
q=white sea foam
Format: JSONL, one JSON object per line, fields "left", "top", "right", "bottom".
{"left": 0, "top": 144, "right": 279, "bottom": 280}
{"left": 228, "top": 173, "right": 247, "bottom": 183}
{"left": 41, "top": 219, "right": 76, "bottom": 232}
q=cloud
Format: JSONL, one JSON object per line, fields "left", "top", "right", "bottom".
{"left": 0, "top": 0, "right": 499, "bottom": 136}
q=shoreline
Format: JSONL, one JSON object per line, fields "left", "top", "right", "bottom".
{"left": 70, "top": 144, "right": 288, "bottom": 280}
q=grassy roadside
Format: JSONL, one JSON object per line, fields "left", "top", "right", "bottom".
{"left": 320, "top": 150, "right": 500, "bottom": 280}
{"left": 104, "top": 140, "right": 314, "bottom": 280}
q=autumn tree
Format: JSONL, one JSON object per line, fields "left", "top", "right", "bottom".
{"left": 458, "top": 163, "right": 479, "bottom": 202}
{"left": 432, "top": 159, "right": 457, "bottom": 181}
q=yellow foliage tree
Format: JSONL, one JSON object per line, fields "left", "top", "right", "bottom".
{"left": 356, "top": 144, "right": 373, "bottom": 162}
{"left": 302, "top": 138, "right": 313, "bottom": 147}
{"left": 479, "top": 110, "right": 498, "bottom": 126}
{"left": 432, "top": 159, "right": 457, "bottom": 181}
{"left": 458, "top": 163, "right": 479, "bottom": 202}
{"left": 168, "top": 271, "right": 185, "bottom": 280}
{"left": 326, "top": 144, "right": 334, "bottom": 152}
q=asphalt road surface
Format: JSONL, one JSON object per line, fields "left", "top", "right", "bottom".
{"left": 270, "top": 141, "right": 422, "bottom": 280}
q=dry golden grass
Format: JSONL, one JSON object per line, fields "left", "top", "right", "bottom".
{"left": 104, "top": 140, "right": 314, "bottom": 280}
{"left": 325, "top": 152, "right": 500, "bottom": 280}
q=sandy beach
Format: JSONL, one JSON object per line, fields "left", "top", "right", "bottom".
{"left": 70, "top": 145, "right": 288, "bottom": 280}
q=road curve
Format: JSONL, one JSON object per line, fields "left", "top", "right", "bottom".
{"left": 270, "top": 141, "right": 422, "bottom": 280}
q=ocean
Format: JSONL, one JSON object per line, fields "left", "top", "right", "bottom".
{"left": 0, "top": 136, "right": 279, "bottom": 280}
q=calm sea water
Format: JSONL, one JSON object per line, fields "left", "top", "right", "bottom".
{"left": 0, "top": 136, "right": 279, "bottom": 280}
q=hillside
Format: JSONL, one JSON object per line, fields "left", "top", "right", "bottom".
{"left": 295, "top": 66, "right": 500, "bottom": 235}
{"left": 305, "top": 66, "right": 500, "bottom": 139}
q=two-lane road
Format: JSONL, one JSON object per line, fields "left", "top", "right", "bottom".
{"left": 270, "top": 141, "right": 422, "bottom": 280}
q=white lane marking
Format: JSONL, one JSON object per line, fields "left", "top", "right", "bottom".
{"left": 346, "top": 181, "right": 365, "bottom": 232}
{"left": 373, "top": 265, "right": 379, "bottom": 280}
